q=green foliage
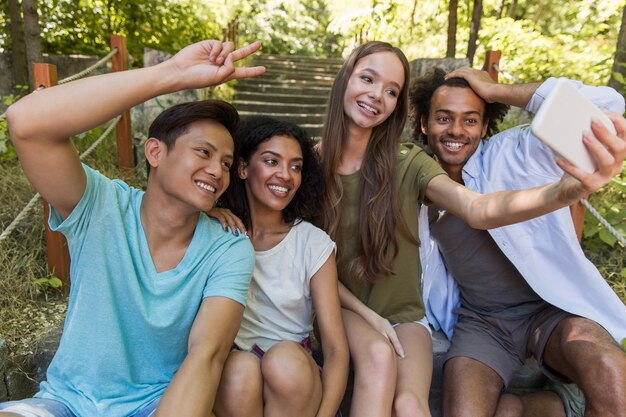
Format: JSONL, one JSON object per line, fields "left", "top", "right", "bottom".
{"left": 34, "top": 276, "right": 63, "bottom": 292}
{"left": 27, "top": 0, "right": 222, "bottom": 65}
{"left": 0, "top": 86, "right": 29, "bottom": 161}
{"left": 583, "top": 163, "right": 626, "bottom": 250}
{"left": 235, "top": 0, "right": 342, "bottom": 56}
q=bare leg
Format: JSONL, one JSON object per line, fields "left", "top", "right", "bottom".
{"left": 261, "top": 341, "right": 322, "bottom": 417}
{"left": 392, "top": 323, "right": 432, "bottom": 417}
{"left": 442, "top": 356, "right": 504, "bottom": 417}
{"left": 542, "top": 317, "right": 626, "bottom": 417}
{"left": 214, "top": 351, "right": 263, "bottom": 417}
{"left": 495, "top": 391, "right": 565, "bottom": 417}
{"left": 342, "top": 309, "right": 397, "bottom": 417}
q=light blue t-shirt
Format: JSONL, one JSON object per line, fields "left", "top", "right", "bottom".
{"left": 35, "top": 165, "right": 254, "bottom": 417}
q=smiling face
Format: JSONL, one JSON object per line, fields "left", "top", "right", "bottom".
{"left": 422, "top": 85, "right": 489, "bottom": 179}
{"left": 343, "top": 51, "right": 405, "bottom": 133}
{"left": 239, "top": 135, "right": 303, "bottom": 217}
{"left": 150, "top": 119, "right": 234, "bottom": 213}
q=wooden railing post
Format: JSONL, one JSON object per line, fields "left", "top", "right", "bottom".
{"left": 110, "top": 34, "right": 134, "bottom": 169}
{"left": 33, "top": 63, "right": 71, "bottom": 291}
{"left": 483, "top": 50, "right": 501, "bottom": 81}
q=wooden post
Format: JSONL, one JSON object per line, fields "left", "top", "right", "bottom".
{"left": 483, "top": 50, "right": 501, "bottom": 81}
{"left": 110, "top": 34, "right": 134, "bottom": 169}
{"left": 570, "top": 201, "right": 586, "bottom": 243}
{"left": 33, "top": 63, "right": 71, "bottom": 291}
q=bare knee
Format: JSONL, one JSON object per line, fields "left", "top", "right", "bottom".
{"left": 216, "top": 352, "right": 262, "bottom": 415}
{"left": 352, "top": 337, "right": 397, "bottom": 379}
{"left": 494, "top": 393, "right": 523, "bottom": 417}
{"left": 262, "top": 341, "right": 318, "bottom": 399}
{"left": 393, "top": 391, "right": 430, "bottom": 417}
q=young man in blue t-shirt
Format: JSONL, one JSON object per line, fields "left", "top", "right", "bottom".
{"left": 1, "top": 40, "right": 265, "bottom": 417}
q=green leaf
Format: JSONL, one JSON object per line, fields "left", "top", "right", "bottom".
{"left": 34, "top": 277, "right": 50, "bottom": 285}
{"left": 612, "top": 71, "right": 626, "bottom": 85}
{"left": 49, "top": 277, "right": 64, "bottom": 288}
{"left": 598, "top": 228, "right": 617, "bottom": 247}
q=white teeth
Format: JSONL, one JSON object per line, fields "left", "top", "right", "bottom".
{"left": 443, "top": 141, "right": 463, "bottom": 150}
{"left": 196, "top": 181, "right": 216, "bottom": 192}
{"left": 358, "top": 102, "right": 379, "bottom": 115}
{"left": 268, "top": 185, "right": 288, "bottom": 193}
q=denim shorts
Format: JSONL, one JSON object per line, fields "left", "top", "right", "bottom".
{"left": 0, "top": 396, "right": 160, "bottom": 417}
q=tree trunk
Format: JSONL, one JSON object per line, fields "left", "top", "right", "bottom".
{"left": 467, "top": 0, "right": 483, "bottom": 66}
{"left": 507, "top": 0, "right": 517, "bottom": 18}
{"left": 497, "top": 0, "right": 506, "bottom": 19}
{"left": 411, "top": 0, "right": 419, "bottom": 25}
{"left": 22, "top": 0, "right": 42, "bottom": 87}
{"left": 609, "top": 5, "right": 626, "bottom": 93}
{"left": 447, "top": 0, "right": 458, "bottom": 58}
{"left": 8, "top": 0, "right": 29, "bottom": 89}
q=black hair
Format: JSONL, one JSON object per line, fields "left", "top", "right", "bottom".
{"left": 222, "top": 115, "right": 323, "bottom": 229}
{"left": 146, "top": 99, "right": 239, "bottom": 176}
{"left": 409, "top": 67, "right": 509, "bottom": 144}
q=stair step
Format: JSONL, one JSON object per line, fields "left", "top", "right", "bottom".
{"left": 239, "top": 77, "right": 334, "bottom": 87}
{"left": 234, "top": 91, "right": 329, "bottom": 105}
{"left": 234, "top": 100, "right": 327, "bottom": 114}
{"left": 259, "top": 53, "right": 344, "bottom": 65}
{"left": 235, "top": 83, "right": 331, "bottom": 96}
{"left": 237, "top": 110, "right": 325, "bottom": 126}
{"left": 262, "top": 69, "right": 337, "bottom": 82}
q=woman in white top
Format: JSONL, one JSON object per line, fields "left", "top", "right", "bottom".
{"left": 213, "top": 116, "right": 349, "bottom": 417}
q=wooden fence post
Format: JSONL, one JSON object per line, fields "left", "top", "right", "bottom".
{"left": 110, "top": 34, "right": 134, "bottom": 169}
{"left": 33, "top": 63, "right": 71, "bottom": 291}
{"left": 483, "top": 50, "right": 501, "bottom": 81}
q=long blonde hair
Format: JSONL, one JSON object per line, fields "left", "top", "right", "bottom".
{"left": 319, "top": 41, "right": 410, "bottom": 282}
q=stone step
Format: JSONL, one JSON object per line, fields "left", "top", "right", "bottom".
{"left": 259, "top": 53, "right": 344, "bottom": 65}
{"left": 262, "top": 69, "right": 337, "bottom": 82}
{"left": 234, "top": 91, "right": 329, "bottom": 105}
{"left": 233, "top": 100, "right": 327, "bottom": 114}
{"left": 256, "top": 59, "right": 342, "bottom": 74}
{"left": 235, "top": 82, "right": 331, "bottom": 96}
{"left": 237, "top": 77, "right": 334, "bottom": 88}
{"left": 237, "top": 110, "right": 324, "bottom": 136}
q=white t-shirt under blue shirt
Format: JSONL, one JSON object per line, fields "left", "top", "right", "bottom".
{"left": 36, "top": 165, "right": 255, "bottom": 417}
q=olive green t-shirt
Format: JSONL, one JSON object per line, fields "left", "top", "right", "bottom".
{"left": 337, "top": 143, "right": 446, "bottom": 324}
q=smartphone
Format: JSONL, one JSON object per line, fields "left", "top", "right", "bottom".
{"left": 531, "top": 78, "right": 616, "bottom": 173}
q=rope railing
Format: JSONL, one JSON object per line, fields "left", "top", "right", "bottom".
{"left": 0, "top": 47, "right": 119, "bottom": 122}
{"left": 492, "top": 63, "right": 626, "bottom": 246}
{"left": 58, "top": 48, "right": 118, "bottom": 85}
{"left": 0, "top": 116, "right": 121, "bottom": 243}
{"left": 580, "top": 198, "right": 626, "bottom": 247}
{"left": 492, "top": 63, "right": 519, "bottom": 83}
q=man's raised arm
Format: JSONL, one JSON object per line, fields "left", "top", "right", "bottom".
{"left": 6, "top": 40, "right": 264, "bottom": 219}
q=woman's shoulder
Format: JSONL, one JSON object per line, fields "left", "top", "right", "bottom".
{"left": 293, "top": 219, "right": 331, "bottom": 238}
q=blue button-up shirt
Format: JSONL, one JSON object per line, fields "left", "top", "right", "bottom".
{"left": 420, "top": 78, "right": 626, "bottom": 343}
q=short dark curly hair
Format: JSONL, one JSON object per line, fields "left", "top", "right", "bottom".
{"left": 222, "top": 115, "right": 324, "bottom": 229}
{"left": 409, "top": 67, "right": 509, "bottom": 144}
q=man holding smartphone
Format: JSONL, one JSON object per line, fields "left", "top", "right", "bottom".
{"left": 411, "top": 68, "right": 626, "bottom": 417}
